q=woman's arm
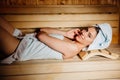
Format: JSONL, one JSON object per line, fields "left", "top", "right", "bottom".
{"left": 40, "top": 28, "right": 65, "bottom": 35}
{"left": 36, "top": 31, "right": 80, "bottom": 59}
{"left": 40, "top": 28, "right": 80, "bottom": 40}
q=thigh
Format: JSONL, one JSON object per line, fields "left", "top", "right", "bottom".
{"left": 0, "top": 27, "right": 20, "bottom": 56}
{"left": 0, "top": 16, "right": 15, "bottom": 35}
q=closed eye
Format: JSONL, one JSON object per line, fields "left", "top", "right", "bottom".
{"left": 88, "top": 32, "right": 92, "bottom": 38}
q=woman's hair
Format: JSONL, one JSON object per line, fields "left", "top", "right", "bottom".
{"left": 94, "top": 27, "right": 101, "bottom": 34}
{"left": 78, "top": 26, "right": 101, "bottom": 34}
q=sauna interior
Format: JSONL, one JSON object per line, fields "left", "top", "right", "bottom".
{"left": 0, "top": 0, "right": 120, "bottom": 80}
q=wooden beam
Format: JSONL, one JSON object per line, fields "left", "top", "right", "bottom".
{"left": 0, "top": 6, "right": 118, "bottom": 14}
{"left": 3, "top": 14, "right": 119, "bottom": 21}
{"left": 9, "top": 21, "right": 119, "bottom": 28}
{"left": 1, "top": 71, "right": 120, "bottom": 80}
{"left": 0, "top": 60, "right": 120, "bottom": 76}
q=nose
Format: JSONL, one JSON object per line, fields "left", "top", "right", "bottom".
{"left": 82, "top": 29, "right": 87, "bottom": 33}
{"left": 81, "top": 30, "right": 88, "bottom": 36}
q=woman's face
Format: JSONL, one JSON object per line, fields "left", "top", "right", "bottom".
{"left": 75, "top": 27, "right": 97, "bottom": 46}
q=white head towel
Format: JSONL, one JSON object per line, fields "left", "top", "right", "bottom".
{"left": 87, "top": 23, "right": 112, "bottom": 51}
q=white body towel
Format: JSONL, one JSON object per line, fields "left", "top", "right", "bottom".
{"left": 1, "top": 33, "right": 64, "bottom": 64}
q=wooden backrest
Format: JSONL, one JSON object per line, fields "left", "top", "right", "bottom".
{"left": 0, "top": 5, "right": 119, "bottom": 44}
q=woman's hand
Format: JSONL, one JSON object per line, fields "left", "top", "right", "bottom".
{"left": 36, "top": 31, "right": 48, "bottom": 41}
{"left": 65, "top": 28, "right": 80, "bottom": 39}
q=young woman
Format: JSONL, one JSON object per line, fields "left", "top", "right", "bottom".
{"left": 0, "top": 16, "right": 112, "bottom": 64}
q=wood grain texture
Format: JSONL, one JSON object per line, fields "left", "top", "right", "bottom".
{"left": 0, "top": 0, "right": 118, "bottom": 6}
{"left": 0, "top": 2, "right": 119, "bottom": 79}
{"left": 0, "top": 6, "right": 118, "bottom": 14}
{"left": 0, "top": 45, "right": 120, "bottom": 80}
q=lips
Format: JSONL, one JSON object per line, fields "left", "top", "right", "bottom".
{"left": 74, "top": 31, "right": 85, "bottom": 40}
{"left": 74, "top": 33, "right": 84, "bottom": 41}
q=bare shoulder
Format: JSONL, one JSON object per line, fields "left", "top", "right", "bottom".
{"left": 62, "top": 37, "right": 82, "bottom": 58}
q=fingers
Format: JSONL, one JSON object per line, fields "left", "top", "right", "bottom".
{"left": 74, "top": 28, "right": 81, "bottom": 36}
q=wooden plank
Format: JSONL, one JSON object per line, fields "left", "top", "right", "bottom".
{"left": 0, "top": 60, "right": 120, "bottom": 76}
{"left": 109, "top": 44, "right": 120, "bottom": 48}
{"left": 0, "top": 5, "right": 117, "bottom": 8}
{"left": 0, "top": 6, "right": 118, "bottom": 14}
{"left": 9, "top": 21, "right": 119, "bottom": 28}
{"left": 101, "top": 78, "right": 120, "bottom": 80}
{"left": 112, "top": 28, "right": 119, "bottom": 44}
{"left": 3, "top": 14, "right": 119, "bottom": 21}
{"left": 0, "top": 0, "right": 117, "bottom": 6}
{"left": 0, "top": 71, "right": 120, "bottom": 80}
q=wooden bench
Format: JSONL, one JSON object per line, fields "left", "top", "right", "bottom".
{"left": 0, "top": 5, "right": 120, "bottom": 80}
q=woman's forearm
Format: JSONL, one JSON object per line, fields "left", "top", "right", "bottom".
{"left": 40, "top": 28, "right": 80, "bottom": 39}
{"left": 40, "top": 28, "right": 66, "bottom": 36}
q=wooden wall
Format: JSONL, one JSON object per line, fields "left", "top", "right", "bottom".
{"left": 0, "top": 0, "right": 119, "bottom": 44}
{"left": 0, "top": 0, "right": 118, "bottom": 6}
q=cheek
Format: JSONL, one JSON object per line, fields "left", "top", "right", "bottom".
{"left": 82, "top": 38, "right": 93, "bottom": 45}
{"left": 76, "top": 36, "right": 94, "bottom": 45}
{"left": 76, "top": 37, "right": 91, "bottom": 45}
{"left": 84, "top": 39, "right": 92, "bottom": 45}
{"left": 86, "top": 38, "right": 95, "bottom": 46}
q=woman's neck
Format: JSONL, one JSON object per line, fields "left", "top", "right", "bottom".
{"left": 64, "top": 37, "right": 85, "bottom": 52}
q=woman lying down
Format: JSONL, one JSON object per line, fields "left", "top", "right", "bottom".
{"left": 0, "top": 16, "right": 112, "bottom": 64}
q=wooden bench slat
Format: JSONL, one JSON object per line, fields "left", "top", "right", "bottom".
{"left": 0, "top": 6, "right": 118, "bottom": 14}
{"left": 0, "top": 5, "right": 117, "bottom": 8}
{"left": 10, "top": 21, "right": 119, "bottom": 28}
{"left": 0, "top": 60, "right": 120, "bottom": 76}
{"left": 4, "top": 14, "right": 119, "bottom": 21}
{"left": 1, "top": 71, "right": 120, "bottom": 80}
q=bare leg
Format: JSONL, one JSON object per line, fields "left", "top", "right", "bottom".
{"left": 0, "top": 27, "right": 20, "bottom": 56}
{"left": 0, "top": 16, "right": 15, "bottom": 35}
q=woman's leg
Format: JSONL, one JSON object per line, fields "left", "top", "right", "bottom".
{"left": 0, "top": 16, "right": 15, "bottom": 35}
{"left": 0, "top": 27, "right": 20, "bottom": 56}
